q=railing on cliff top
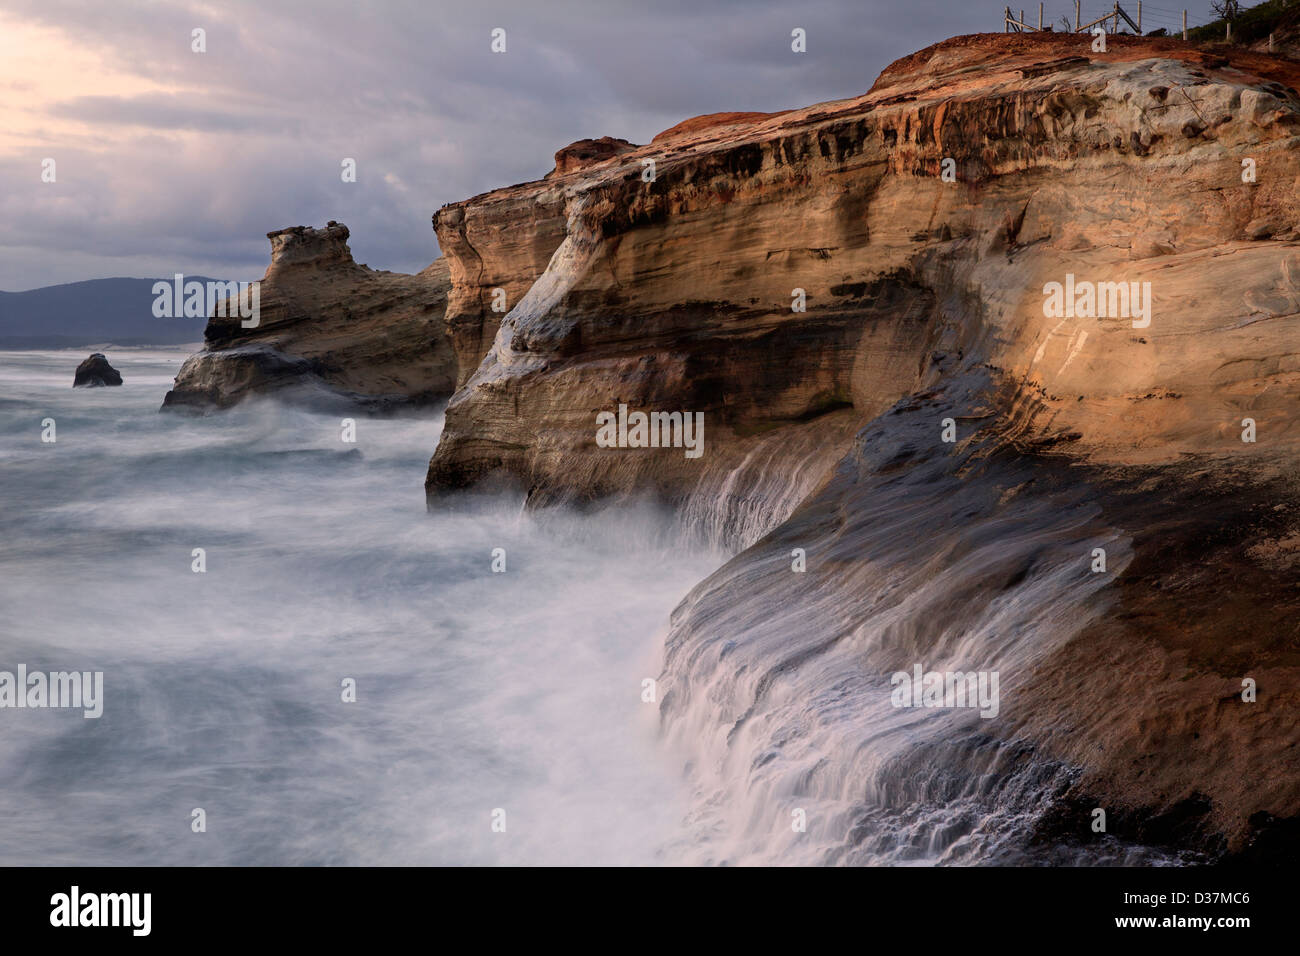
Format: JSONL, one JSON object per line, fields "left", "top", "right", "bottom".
{"left": 1003, "top": 2, "right": 1191, "bottom": 40}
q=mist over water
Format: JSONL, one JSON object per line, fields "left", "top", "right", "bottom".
{"left": 0, "top": 350, "right": 1186, "bottom": 866}
{"left": 0, "top": 349, "right": 717, "bottom": 865}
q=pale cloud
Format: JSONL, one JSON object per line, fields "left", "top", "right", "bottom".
{"left": 0, "top": 12, "right": 175, "bottom": 152}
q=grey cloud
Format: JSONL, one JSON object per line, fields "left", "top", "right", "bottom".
{"left": 50, "top": 93, "right": 296, "bottom": 132}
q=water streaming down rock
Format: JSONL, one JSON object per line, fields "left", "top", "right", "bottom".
{"left": 654, "top": 361, "right": 1300, "bottom": 862}
{"left": 673, "top": 435, "right": 847, "bottom": 552}
{"left": 657, "top": 375, "right": 1153, "bottom": 864}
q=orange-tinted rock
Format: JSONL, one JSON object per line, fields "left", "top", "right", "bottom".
{"left": 650, "top": 111, "right": 789, "bottom": 144}
{"left": 427, "top": 32, "right": 1300, "bottom": 507}
{"left": 552, "top": 136, "right": 638, "bottom": 176}
{"left": 423, "top": 32, "right": 1300, "bottom": 856}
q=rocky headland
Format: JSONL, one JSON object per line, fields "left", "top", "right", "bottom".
{"left": 422, "top": 32, "right": 1300, "bottom": 861}
{"left": 168, "top": 29, "right": 1300, "bottom": 862}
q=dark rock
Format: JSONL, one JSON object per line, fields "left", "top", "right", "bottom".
{"left": 72, "top": 353, "right": 122, "bottom": 387}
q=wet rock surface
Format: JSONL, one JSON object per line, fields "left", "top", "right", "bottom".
{"left": 72, "top": 353, "right": 122, "bottom": 387}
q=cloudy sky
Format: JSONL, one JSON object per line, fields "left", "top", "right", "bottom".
{"left": 0, "top": 0, "right": 1220, "bottom": 290}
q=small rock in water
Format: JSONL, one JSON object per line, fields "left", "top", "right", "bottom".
{"left": 73, "top": 353, "right": 123, "bottom": 387}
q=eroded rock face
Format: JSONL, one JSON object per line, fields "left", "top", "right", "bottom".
{"left": 429, "top": 34, "right": 1300, "bottom": 511}
{"left": 552, "top": 136, "right": 637, "bottom": 176}
{"left": 73, "top": 353, "right": 122, "bottom": 387}
{"left": 425, "top": 33, "right": 1300, "bottom": 859}
{"left": 162, "top": 222, "right": 457, "bottom": 412}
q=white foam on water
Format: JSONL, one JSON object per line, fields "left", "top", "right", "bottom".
{"left": 0, "top": 349, "right": 1184, "bottom": 866}
{"left": 0, "top": 348, "right": 717, "bottom": 865}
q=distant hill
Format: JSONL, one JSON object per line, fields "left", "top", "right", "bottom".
{"left": 0, "top": 277, "right": 224, "bottom": 349}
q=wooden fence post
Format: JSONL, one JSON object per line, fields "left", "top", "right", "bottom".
{"left": 1182, "top": 10, "right": 1187, "bottom": 41}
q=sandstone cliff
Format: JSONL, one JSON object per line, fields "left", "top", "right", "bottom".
{"left": 162, "top": 222, "right": 457, "bottom": 411}
{"left": 425, "top": 33, "right": 1300, "bottom": 860}
{"left": 429, "top": 34, "right": 1300, "bottom": 500}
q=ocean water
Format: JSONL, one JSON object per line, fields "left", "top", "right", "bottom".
{"left": 0, "top": 348, "right": 718, "bottom": 865}
{"left": 0, "top": 349, "right": 1187, "bottom": 866}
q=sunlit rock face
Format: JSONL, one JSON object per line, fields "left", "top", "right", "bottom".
{"left": 163, "top": 222, "right": 457, "bottom": 412}
{"left": 426, "top": 32, "right": 1300, "bottom": 860}
{"left": 426, "top": 33, "right": 1300, "bottom": 514}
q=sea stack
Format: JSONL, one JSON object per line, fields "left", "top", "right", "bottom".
{"left": 72, "top": 353, "right": 122, "bottom": 387}
{"left": 161, "top": 221, "right": 457, "bottom": 412}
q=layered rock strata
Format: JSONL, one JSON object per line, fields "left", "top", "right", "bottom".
{"left": 425, "top": 32, "right": 1300, "bottom": 858}
{"left": 163, "top": 223, "right": 456, "bottom": 411}
{"left": 427, "top": 34, "right": 1300, "bottom": 503}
